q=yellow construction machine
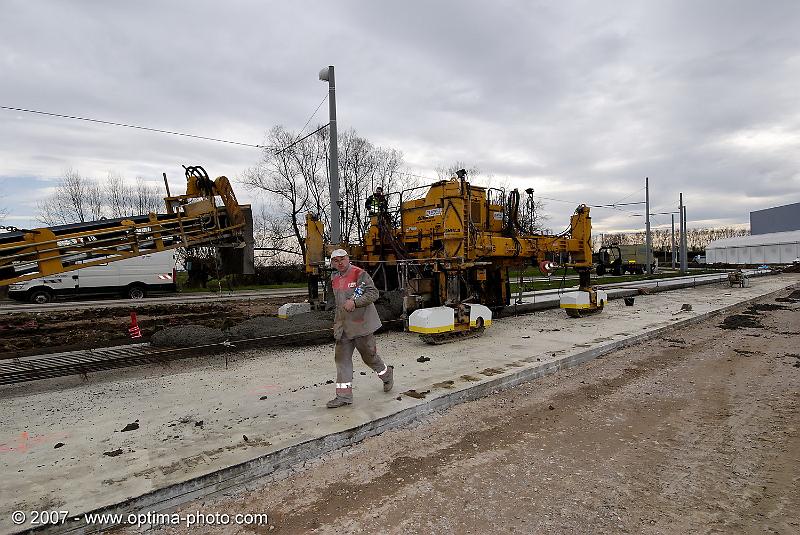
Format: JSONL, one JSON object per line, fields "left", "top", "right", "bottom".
{"left": 305, "top": 170, "right": 606, "bottom": 342}
{"left": 0, "top": 165, "right": 253, "bottom": 286}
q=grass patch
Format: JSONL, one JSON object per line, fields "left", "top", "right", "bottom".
{"left": 175, "top": 272, "right": 307, "bottom": 293}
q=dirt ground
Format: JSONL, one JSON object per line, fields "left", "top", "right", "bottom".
{"left": 147, "top": 286, "right": 800, "bottom": 535}
{"left": 0, "top": 297, "right": 289, "bottom": 358}
{"left": 0, "top": 290, "right": 405, "bottom": 355}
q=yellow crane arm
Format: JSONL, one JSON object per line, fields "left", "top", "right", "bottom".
{"left": 0, "top": 166, "right": 252, "bottom": 286}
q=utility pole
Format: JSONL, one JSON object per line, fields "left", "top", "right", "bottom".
{"left": 645, "top": 177, "right": 652, "bottom": 275}
{"left": 319, "top": 65, "right": 341, "bottom": 245}
{"left": 671, "top": 213, "right": 676, "bottom": 269}
{"left": 682, "top": 202, "right": 689, "bottom": 271}
{"left": 679, "top": 193, "right": 687, "bottom": 273}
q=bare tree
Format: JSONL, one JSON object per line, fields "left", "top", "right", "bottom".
{"left": 134, "top": 177, "right": 163, "bottom": 215}
{"left": 596, "top": 227, "right": 750, "bottom": 252}
{"left": 243, "top": 126, "right": 312, "bottom": 262}
{"left": 252, "top": 203, "right": 303, "bottom": 262}
{"left": 105, "top": 172, "right": 135, "bottom": 218}
{"left": 436, "top": 161, "right": 481, "bottom": 181}
{"left": 520, "top": 195, "right": 549, "bottom": 234}
{"left": 38, "top": 170, "right": 171, "bottom": 226}
{"left": 37, "top": 169, "right": 94, "bottom": 225}
{"left": 63, "top": 169, "right": 89, "bottom": 222}
{"left": 339, "top": 130, "right": 378, "bottom": 243}
{"left": 85, "top": 180, "right": 104, "bottom": 220}
{"left": 245, "top": 125, "right": 411, "bottom": 263}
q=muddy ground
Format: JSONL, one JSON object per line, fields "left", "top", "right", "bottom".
{"left": 148, "top": 286, "right": 800, "bottom": 535}
{"left": 0, "top": 290, "right": 406, "bottom": 357}
{"left": 0, "top": 297, "right": 289, "bottom": 358}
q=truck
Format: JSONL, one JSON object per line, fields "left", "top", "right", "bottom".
{"left": 594, "top": 244, "right": 656, "bottom": 276}
{"left": 8, "top": 251, "right": 177, "bottom": 304}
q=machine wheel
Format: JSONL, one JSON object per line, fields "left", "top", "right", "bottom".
{"left": 29, "top": 289, "right": 53, "bottom": 305}
{"left": 127, "top": 284, "right": 147, "bottom": 300}
{"left": 596, "top": 264, "right": 606, "bottom": 276}
{"left": 565, "top": 308, "right": 582, "bottom": 318}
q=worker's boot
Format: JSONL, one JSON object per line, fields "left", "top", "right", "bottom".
{"left": 380, "top": 365, "right": 394, "bottom": 393}
{"left": 326, "top": 383, "right": 352, "bottom": 408}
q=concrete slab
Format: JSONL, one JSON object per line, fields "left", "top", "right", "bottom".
{"left": 0, "top": 273, "right": 797, "bottom": 534}
{"left": 277, "top": 302, "right": 311, "bottom": 319}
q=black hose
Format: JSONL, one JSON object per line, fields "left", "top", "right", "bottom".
{"left": 183, "top": 165, "right": 215, "bottom": 197}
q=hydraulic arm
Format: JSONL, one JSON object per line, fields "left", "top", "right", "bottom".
{"left": 0, "top": 165, "right": 253, "bottom": 286}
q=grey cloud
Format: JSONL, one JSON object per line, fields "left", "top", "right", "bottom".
{"left": 1, "top": 0, "right": 798, "bottom": 233}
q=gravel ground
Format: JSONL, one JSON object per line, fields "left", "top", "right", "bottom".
{"left": 0, "top": 297, "right": 290, "bottom": 356}
{"left": 139, "top": 287, "right": 800, "bottom": 535}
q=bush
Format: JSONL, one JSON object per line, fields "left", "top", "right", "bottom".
{"left": 223, "top": 264, "right": 307, "bottom": 287}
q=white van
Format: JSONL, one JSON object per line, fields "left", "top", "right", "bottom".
{"left": 8, "top": 251, "right": 177, "bottom": 304}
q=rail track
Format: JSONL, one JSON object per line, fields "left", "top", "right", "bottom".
{"left": 0, "top": 270, "right": 777, "bottom": 386}
{"left": 0, "top": 327, "right": 337, "bottom": 386}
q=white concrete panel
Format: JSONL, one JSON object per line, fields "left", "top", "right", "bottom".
{"left": 781, "top": 243, "right": 799, "bottom": 262}
{"left": 747, "top": 246, "right": 764, "bottom": 263}
{"left": 735, "top": 247, "right": 750, "bottom": 264}
{"left": 764, "top": 245, "right": 781, "bottom": 263}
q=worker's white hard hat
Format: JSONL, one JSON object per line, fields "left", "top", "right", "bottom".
{"left": 330, "top": 249, "right": 348, "bottom": 259}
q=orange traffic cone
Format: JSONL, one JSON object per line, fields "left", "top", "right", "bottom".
{"left": 129, "top": 312, "right": 142, "bottom": 339}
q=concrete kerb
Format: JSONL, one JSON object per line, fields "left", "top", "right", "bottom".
{"left": 21, "top": 280, "right": 795, "bottom": 535}
{"left": 507, "top": 270, "right": 775, "bottom": 315}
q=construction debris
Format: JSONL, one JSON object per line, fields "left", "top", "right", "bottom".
{"left": 148, "top": 289, "right": 406, "bottom": 349}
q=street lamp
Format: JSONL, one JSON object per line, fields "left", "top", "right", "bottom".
{"left": 319, "top": 66, "right": 341, "bottom": 244}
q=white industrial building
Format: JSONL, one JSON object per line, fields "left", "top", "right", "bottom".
{"left": 705, "top": 230, "right": 800, "bottom": 265}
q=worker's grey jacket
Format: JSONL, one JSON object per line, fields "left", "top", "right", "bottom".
{"left": 331, "top": 264, "right": 382, "bottom": 340}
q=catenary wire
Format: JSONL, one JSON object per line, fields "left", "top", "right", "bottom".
{"left": 1, "top": 105, "right": 269, "bottom": 148}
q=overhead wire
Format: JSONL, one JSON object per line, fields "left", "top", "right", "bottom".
{"left": 274, "top": 123, "right": 330, "bottom": 154}
{"left": 2, "top": 94, "right": 331, "bottom": 153}
{"left": 392, "top": 169, "right": 650, "bottom": 218}
{"left": 295, "top": 93, "right": 328, "bottom": 142}
{"left": 4, "top": 104, "right": 674, "bottom": 227}
{"left": 1, "top": 105, "right": 268, "bottom": 148}
{"left": 607, "top": 185, "right": 645, "bottom": 207}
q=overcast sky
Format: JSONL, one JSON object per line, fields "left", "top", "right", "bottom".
{"left": 1, "top": 0, "right": 798, "bottom": 233}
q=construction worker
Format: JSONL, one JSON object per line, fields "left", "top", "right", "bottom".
{"left": 365, "top": 186, "right": 388, "bottom": 217}
{"left": 327, "top": 248, "right": 394, "bottom": 408}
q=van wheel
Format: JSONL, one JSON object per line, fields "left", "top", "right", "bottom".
{"left": 127, "top": 285, "right": 147, "bottom": 300}
{"left": 29, "top": 289, "right": 53, "bottom": 304}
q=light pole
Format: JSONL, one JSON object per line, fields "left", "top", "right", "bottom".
{"left": 671, "top": 213, "right": 676, "bottom": 269}
{"left": 679, "top": 193, "right": 688, "bottom": 273}
{"left": 645, "top": 177, "right": 652, "bottom": 275}
{"left": 682, "top": 202, "right": 689, "bottom": 271}
{"left": 319, "top": 65, "right": 341, "bottom": 245}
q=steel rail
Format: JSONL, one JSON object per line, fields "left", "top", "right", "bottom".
{"left": 0, "top": 270, "right": 776, "bottom": 386}
{"left": 0, "top": 320, "right": 405, "bottom": 386}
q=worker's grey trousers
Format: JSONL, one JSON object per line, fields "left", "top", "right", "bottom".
{"left": 334, "top": 333, "right": 386, "bottom": 386}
